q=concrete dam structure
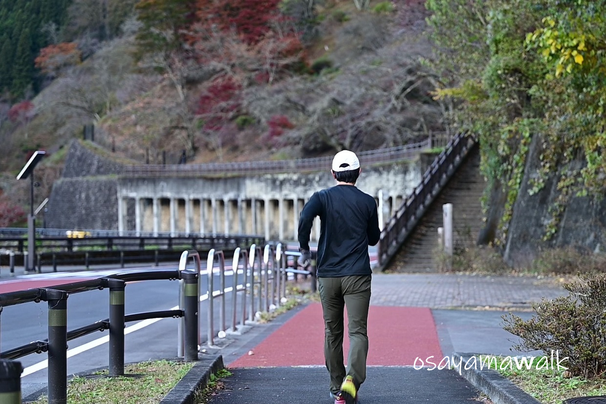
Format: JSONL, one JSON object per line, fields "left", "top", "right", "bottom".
{"left": 46, "top": 141, "right": 432, "bottom": 242}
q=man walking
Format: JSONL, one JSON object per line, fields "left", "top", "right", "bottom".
{"left": 297, "top": 150, "right": 380, "bottom": 404}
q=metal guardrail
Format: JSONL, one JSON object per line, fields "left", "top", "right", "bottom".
{"left": 0, "top": 270, "right": 196, "bottom": 404}
{"left": 377, "top": 133, "right": 477, "bottom": 269}
{"left": 121, "top": 139, "right": 435, "bottom": 177}
{"left": 0, "top": 243, "right": 314, "bottom": 403}
{"left": 0, "top": 234, "right": 265, "bottom": 273}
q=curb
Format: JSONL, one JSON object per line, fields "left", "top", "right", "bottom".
{"left": 453, "top": 353, "right": 541, "bottom": 404}
{"left": 161, "top": 354, "right": 225, "bottom": 404}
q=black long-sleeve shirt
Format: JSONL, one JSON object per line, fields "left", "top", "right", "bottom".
{"left": 298, "top": 184, "right": 380, "bottom": 278}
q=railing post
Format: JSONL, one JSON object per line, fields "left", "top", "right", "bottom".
{"left": 107, "top": 278, "right": 125, "bottom": 376}
{"left": 52, "top": 253, "right": 57, "bottom": 272}
{"left": 181, "top": 270, "right": 199, "bottom": 361}
{"left": 275, "top": 243, "right": 282, "bottom": 308}
{"left": 248, "top": 245, "right": 256, "bottom": 323}
{"left": 231, "top": 248, "right": 240, "bottom": 332}
{"left": 9, "top": 251, "right": 14, "bottom": 275}
{"left": 46, "top": 288, "right": 68, "bottom": 404}
{"left": 263, "top": 245, "right": 270, "bottom": 312}
{"left": 219, "top": 251, "right": 226, "bottom": 335}
{"left": 178, "top": 250, "right": 202, "bottom": 357}
{"left": 310, "top": 252, "right": 317, "bottom": 293}
{"left": 281, "top": 250, "right": 287, "bottom": 300}
{"left": 0, "top": 360, "right": 23, "bottom": 404}
{"left": 240, "top": 249, "right": 248, "bottom": 327}
{"left": 207, "top": 249, "right": 215, "bottom": 347}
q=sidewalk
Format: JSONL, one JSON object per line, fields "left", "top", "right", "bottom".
{"left": 195, "top": 273, "right": 568, "bottom": 404}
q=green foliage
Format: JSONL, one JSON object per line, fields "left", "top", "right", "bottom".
{"left": 372, "top": 1, "right": 394, "bottom": 14}
{"left": 0, "top": 0, "right": 71, "bottom": 98}
{"left": 503, "top": 274, "right": 606, "bottom": 379}
{"left": 134, "top": 0, "right": 196, "bottom": 61}
{"left": 331, "top": 10, "right": 349, "bottom": 23}
{"left": 426, "top": 0, "right": 606, "bottom": 245}
{"left": 310, "top": 56, "right": 333, "bottom": 74}
{"left": 235, "top": 115, "right": 255, "bottom": 130}
{"left": 28, "top": 360, "right": 194, "bottom": 404}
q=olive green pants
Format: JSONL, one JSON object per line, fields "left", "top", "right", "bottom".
{"left": 318, "top": 275, "right": 371, "bottom": 394}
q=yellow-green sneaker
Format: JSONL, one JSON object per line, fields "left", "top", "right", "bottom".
{"left": 339, "top": 375, "right": 357, "bottom": 404}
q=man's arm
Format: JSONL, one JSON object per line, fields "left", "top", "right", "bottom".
{"left": 367, "top": 202, "right": 380, "bottom": 246}
{"left": 297, "top": 192, "right": 321, "bottom": 251}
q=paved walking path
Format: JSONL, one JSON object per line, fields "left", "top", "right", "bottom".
{"left": 206, "top": 273, "right": 568, "bottom": 404}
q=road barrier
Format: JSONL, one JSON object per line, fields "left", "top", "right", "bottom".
{"left": 0, "top": 242, "right": 314, "bottom": 404}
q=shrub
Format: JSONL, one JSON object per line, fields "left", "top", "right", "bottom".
{"left": 503, "top": 274, "right": 606, "bottom": 379}
{"left": 529, "top": 246, "right": 606, "bottom": 275}
{"left": 267, "top": 115, "right": 295, "bottom": 138}
{"left": 310, "top": 57, "right": 333, "bottom": 74}
{"left": 372, "top": 1, "right": 394, "bottom": 13}
{"left": 332, "top": 10, "right": 349, "bottom": 23}
{"left": 434, "top": 244, "right": 508, "bottom": 273}
{"left": 235, "top": 115, "right": 255, "bottom": 130}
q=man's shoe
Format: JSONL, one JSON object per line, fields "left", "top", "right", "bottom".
{"left": 330, "top": 391, "right": 346, "bottom": 403}
{"left": 339, "top": 375, "right": 357, "bottom": 404}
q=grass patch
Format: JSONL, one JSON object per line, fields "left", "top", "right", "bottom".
{"left": 25, "top": 360, "right": 194, "bottom": 404}
{"left": 485, "top": 355, "right": 606, "bottom": 403}
{"left": 194, "top": 368, "right": 233, "bottom": 403}
{"left": 256, "top": 297, "right": 301, "bottom": 323}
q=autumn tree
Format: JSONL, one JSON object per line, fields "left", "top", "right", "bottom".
{"left": 35, "top": 42, "right": 82, "bottom": 79}
{"left": 0, "top": 196, "right": 26, "bottom": 227}
{"left": 64, "top": 0, "right": 139, "bottom": 42}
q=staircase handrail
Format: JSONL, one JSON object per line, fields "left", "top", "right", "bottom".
{"left": 377, "top": 133, "right": 477, "bottom": 269}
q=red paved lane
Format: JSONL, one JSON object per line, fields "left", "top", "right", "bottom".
{"left": 230, "top": 303, "right": 442, "bottom": 368}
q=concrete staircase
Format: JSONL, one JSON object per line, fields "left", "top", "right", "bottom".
{"left": 385, "top": 144, "right": 485, "bottom": 272}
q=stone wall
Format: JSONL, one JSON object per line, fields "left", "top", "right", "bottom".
{"left": 500, "top": 135, "right": 606, "bottom": 266}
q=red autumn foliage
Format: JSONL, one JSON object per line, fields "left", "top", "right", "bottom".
{"left": 195, "top": 77, "right": 242, "bottom": 130}
{"left": 0, "top": 197, "right": 26, "bottom": 227}
{"left": 35, "top": 42, "right": 81, "bottom": 75}
{"left": 8, "top": 101, "right": 34, "bottom": 123}
{"left": 195, "top": 0, "right": 282, "bottom": 45}
{"left": 268, "top": 115, "right": 295, "bottom": 138}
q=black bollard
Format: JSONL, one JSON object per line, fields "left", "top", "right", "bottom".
{"left": 182, "top": 270, "right": 199, "bottom": 361}
{"left": 107, "top": 278, "right": 125, "bottom": 376}
{"left": 0, "top": 360, "right": 23, "bottom": 404}
{"left": 46, "top": 289, "right": 68, "bottom": 404}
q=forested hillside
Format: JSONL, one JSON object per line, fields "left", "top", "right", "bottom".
{"left": 2, "top": 0, "right": 605, "bottom": 261}
{"left": 0, "top": 0, "right": 70, "bottom": 97}
{"left": 0, "top": 0, "right": 440, "bottom": 227}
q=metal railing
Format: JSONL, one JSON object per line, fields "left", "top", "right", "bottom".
{"left": 0, "top": 270, "right": 198, "bottom": 404}
{"left": 0, "top": 234, "right": 264, "bottom": 273}
{"left": 377, "top": 133, "right": 477, "bottom": 269}
{"left": 0, "top": 242, "right": 315, "bottom": 403}
{"left": 121, "top": 139, "right": 433, "bottom": 177}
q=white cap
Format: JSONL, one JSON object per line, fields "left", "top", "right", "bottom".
{"left": 332, "top": 150, "right": 360, "bottom": 172}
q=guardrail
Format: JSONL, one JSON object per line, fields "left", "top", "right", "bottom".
{"left": 121, "top": 139, "right": 435, "bottom": 177}
{"left": 377, "top": 133, "right": 477, "bottom": 269}
{"left": 0, "top": 242, "right": 314, "bottom": 404}
{"left": 0, "top": 234, "right": 265, "bottom": 273}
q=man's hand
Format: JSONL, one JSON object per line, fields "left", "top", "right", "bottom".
{"left": 298, "top": 249, "right": 311, "bottom": 269}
